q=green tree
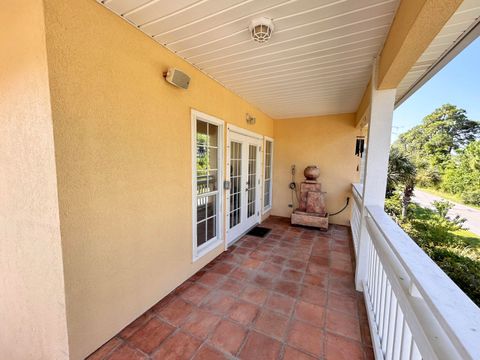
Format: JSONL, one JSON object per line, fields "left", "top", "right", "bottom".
{"left": 387, "top": 148, "right": 417, "bottom": 219}
{"left": 392, "top": 104, "right": 479, "bottom": 186}
{"left": 442, "top": 140, "right": 480, "bottom": 204}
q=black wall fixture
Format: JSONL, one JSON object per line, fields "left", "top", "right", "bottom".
{"left": 355, "top": 136, "right": 365, "bottom": 158}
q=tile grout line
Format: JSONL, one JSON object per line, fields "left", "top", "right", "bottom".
{"left": 95, "top": 219, "right": 369, "bottom": 360}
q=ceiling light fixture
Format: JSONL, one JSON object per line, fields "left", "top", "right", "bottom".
{"left": 249, "top": 17, "right": 274, "bottom": 44}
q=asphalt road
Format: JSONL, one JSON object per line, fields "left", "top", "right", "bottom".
{"left": 412, "top": 189, "right": 480, "bottom": 236}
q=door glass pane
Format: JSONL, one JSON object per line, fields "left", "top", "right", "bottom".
{"left": 197, "top": 146, "right": 207, "bottom": 171}
{"left": 208, "top": 148, "right": 218, "bottom": 170}
{"left": 197, "top": 170, "right": 207, "bottom": 195}
{"left": 264, "top": 140, "right": 273, "bottom": 208}
{"left": 207, "top": 170, "right": 217, "bottom": 192}
{"left": 264, "top": 179, "right": 271, "bottom": 207}
{"left": 207, "top": 216, "right": 216, "bottom": 240}
{"left": 247, "top": 144, "right": 257, "bottom": 218}
{"left": 197, "top": 198, "right": 206, "bottom": 222}
{"left": 197, "top": 120, "right": 207, "bottom": 146}
{"left": 229, "top": 141, "right": 242, "bottom": 229}
{"left": 197, "top": 220, "right": 206, "bottom": 246}
{"left": 266, "top": 141, "right": 272, "bottom": 166}
{"left": 208, "top": 124, "right": 218, "bottom": 147}
{"left": 207, "top": 195, "right": 216, "bottom": 218}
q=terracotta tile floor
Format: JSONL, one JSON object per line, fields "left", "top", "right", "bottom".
{"left": 88, "top": 216, "right": 373, "bottom": 360}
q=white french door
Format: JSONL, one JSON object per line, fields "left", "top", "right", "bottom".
{"left": 227, "top": 129, "right": 262, "bottom": 244}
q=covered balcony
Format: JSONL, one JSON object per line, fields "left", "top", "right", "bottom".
{"left": 1, "top": 1, "right": 480, "bottom": 359}
{"left": 87, "top": 218, "right": 371, "bottom": 359}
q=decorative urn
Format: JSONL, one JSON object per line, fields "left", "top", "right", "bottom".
{"left": 304, "top": 165, "right": 320, "bottom": 181}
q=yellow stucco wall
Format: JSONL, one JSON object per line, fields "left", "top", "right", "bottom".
{"left": 0, "top": 1, "right": 69, "bottom": 358}
{"left": 43, "top": 0, "right": 273, "bottom": 358}
{"left": 271, "top": 114, "right": 362, "bottom": 226}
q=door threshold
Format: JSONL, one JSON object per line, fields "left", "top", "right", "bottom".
{"left": 227, "top": 223, "right": 259, "bottom": 247}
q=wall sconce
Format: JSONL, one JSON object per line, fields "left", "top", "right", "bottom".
{"left": 246, "top": 113, "right": 256, "bottom": 125}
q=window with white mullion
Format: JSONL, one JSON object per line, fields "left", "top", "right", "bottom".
{"left": 194, "top": 116, "right": 222, "bottom": 252}
{"left": 263, "top": 139, "right": 273, "bottom": 211}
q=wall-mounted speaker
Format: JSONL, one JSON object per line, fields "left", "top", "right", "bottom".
{"left": 164, "top": 68, "right": 190, "bottom": 89}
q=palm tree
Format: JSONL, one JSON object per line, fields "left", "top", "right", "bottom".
{"left": 387, "top": 147, "right": 417, "bottom": 219}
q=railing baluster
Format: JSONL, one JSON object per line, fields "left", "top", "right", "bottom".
{"left": 400, "top": 320, "right": 412, "bottom": 360}
{"left": 393, "top": 310, "right": 404, "bottom": 360}
{"left": 375, "top": 254, "right": 382, "bottom": 324}
{"left": 379, "top": 270, "right": 387, "bottom": 339}
{"left": 378, "top": 269, "right": 385, "bottom": 337}
{"left": 411, "top": 342, "right": 422, "bottom": 360}
{"left": 382, "top": 283, "right": 392, "bottom": 355}
{"left": 368, "top": 236, "right": 374, "bottom": 295}
{"left": 385, "top": 290, "right": 397, "bottom": 359}
{"left": 373, "top": 250, "right": 380, "bottom": 318}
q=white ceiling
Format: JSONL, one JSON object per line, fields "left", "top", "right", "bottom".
{"left": 98, "top": 0, "right": 398, "bottom": 118}
{"left": 98, "top": 0, "right": 478, "bottom": 119}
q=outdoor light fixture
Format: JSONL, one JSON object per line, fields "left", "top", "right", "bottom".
{"left": 246, "top": 113, "right": 256, "bottom": 125}
{"left": 249, "top": 17, "right": 274, "bottom": 43}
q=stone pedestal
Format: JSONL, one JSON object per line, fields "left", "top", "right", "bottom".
{"left": 298, "top": 182, "right": 322, "bottom": 211}
{"left": 291, "top": 211, "right": 329, "bottom": 230}
{"left": 291, "top": 167, "right": 328, "bottom": 231}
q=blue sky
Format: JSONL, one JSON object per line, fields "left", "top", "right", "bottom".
{"left": 392, "top": 36, "right": 480, "bottom": 141}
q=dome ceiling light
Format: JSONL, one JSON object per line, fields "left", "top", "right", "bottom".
{"left": 249, "top": 17, "right": 274, "bottom": 43}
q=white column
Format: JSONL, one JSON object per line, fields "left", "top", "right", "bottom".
{"left": 355, "top": 64, "right": 396, "bottom": 291}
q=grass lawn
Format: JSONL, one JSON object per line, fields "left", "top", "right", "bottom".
{"left": 417, "top": 187, "right": 480, "bottom": 210}
{"left": 411, "top": 204, "right": 480, "bottom": 255}
{"left": 454, "top": 229, "right": 480, "bottom": 252}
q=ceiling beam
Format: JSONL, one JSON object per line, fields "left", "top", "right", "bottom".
{"left": 377, "top": 0, "right": 462, "bottom": 89}
{"left": 355, "top": 0, "right": 462, "bottom": 126}
{"left": 355, "top": 80, "right": 371, "bottom": 127}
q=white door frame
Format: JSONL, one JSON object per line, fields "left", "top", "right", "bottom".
{"left": 226, "top": 125, "right": 263, "bottom": 247}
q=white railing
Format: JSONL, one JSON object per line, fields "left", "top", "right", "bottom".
{"left": 351, "top": 184, "right": 480, "bottom": 360}
{"left": 350, "top": 183, "right": 363, "bottom": 256}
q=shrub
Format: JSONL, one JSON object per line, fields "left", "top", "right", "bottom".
{"left": 385, "top": 192, "right": 417, "bottom": 221}
{"left": 431, "top": 200, "right": 465, "bottom": 232}
{"left": 410, "top": 216, "right": 459, "bottom": 247}
{"left": 416, "top": 168, "right": 442, "bottom": 187}
{"left": 432, "top": 200, "right": 453, "bottom": 219}
{"left": 384, "top": 193, "right": 402, "bottom": 219}
{"left": 462, "top": 190, "right": 480, "bottom": 206}
{"left": 406, "top": 203, "right": 459, "bottom": 246}
{"left": 426, "top": 247, "right": 480, "bottom": 306}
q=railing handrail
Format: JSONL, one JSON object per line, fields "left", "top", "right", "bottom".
{"left": 366, "top": 205, "right": 480, "bottom": 359}
{"left": 352, "top": 182, "right": 363, "bottom": 200}
{"left": 350, "top": 184, "right": 363, "bottom": 256}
